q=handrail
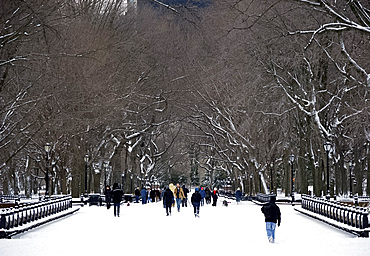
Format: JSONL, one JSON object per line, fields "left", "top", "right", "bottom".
{"left": 301, "top": 195, "right": 369, "bottom": 232}
{"left": 0, "top": 195, "right": 73, "bottom": 238}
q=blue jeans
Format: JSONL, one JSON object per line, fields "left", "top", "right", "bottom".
{"left": 266, "top": 222, "right": 276, "bottom": 241}
{"left": 114, "top": 203, "right": 121, "bottom": 217}
{"left": 176, "top": 198, "right": 182, "bottom": 211}
{"left": 193, "top": 202, "right": 200, "bottom": 214}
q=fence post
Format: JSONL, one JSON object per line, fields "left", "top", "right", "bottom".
{"left": 0, "top": 209, "right": 6, "bottom": 230}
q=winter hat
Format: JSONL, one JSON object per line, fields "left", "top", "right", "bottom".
{"left": 195, "top": 188, "right": 199, "bottom": 192}
{"left": 270, "top": 195, "right": 276, "bottom": 202}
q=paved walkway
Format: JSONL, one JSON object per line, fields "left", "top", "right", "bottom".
{"left": 1, "top": 199, "right": 369, "bottom": 256}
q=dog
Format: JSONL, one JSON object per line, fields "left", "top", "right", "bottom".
{"left": 222, "top": 200, "right": 230, "bottom": 207}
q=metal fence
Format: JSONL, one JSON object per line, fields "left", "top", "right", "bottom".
{"left": 301, "top": 195, "right": 369, "bottom": 236}
{"left": 0, "top": 195, "right": 73, "bottom": 238}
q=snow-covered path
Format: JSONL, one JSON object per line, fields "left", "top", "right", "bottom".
{"left": 1, "top": 197, "right": 369, "bottom": 256}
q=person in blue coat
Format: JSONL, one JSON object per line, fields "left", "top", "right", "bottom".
{"left": 140, "top": 187, "right": 147, "bottom": 204}
{"left": 199, "top": 187, "right": 206, "bottom": 206}
{"left": 235, "top": 188, "right": 242, "bottom": 204}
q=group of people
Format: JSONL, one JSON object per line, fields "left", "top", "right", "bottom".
{"left": 162, "top": 184, "right": 219, "bottom": 217}
{"left": 104, "top": 183, "right": 124, "bottom": 217}
{"left": 105, "top": 182, "right": 281, "bottom": 243}
{"left": 134, "top": 187, "right": 162, "bottom": 204}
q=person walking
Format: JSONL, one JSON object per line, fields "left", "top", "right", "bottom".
{"left": 235, "top": 188, "right": 242, "bottom": 205}
{"left": 182, "top": 185, "right": 189, "bottom": 207}
{"left": 191, "top": 188, "right": 202, "bottom": 217}
{"left": 141, "top": 187, "right": 147, "bottom": 204}
{"left": 147, "top": 188, "right": 152, "bottom": 203}
{"left": 111, "top": 183, "right": 123, "bottom": 217}
{"left": 173, "top": 183, "right": 185, "bottom": 212}
{"left": 150, "top": 188, "right": 156, "bottom": 202}
{"left": 163, "top": 186, "right": 174, "bottom": 216}
{"left": 104, "top": 185, "right": 112, "bottom": 209}
{"left": 199, "top": 187, "right": 206, "bottom": 206}
{"left": 212, "top": 188, "right": 218, "bottom": 206}
{"left": 261, "top": 196, "right": 281, "bottom": 243}
{"left": 205, "top": 187, "right": 212, "bottom": 204}
{"left": 134, "top": 187, "right": 140, "bottom": 203}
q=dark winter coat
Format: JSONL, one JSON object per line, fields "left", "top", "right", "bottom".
{"left": 191, "top": 191, "right": 202, "bottom": 205}
{"left": 235, "top": 190, "right": 242, "bottom": 201}
{"left": 150, "top": 189, "right": 156, "bottom": 201}
{"left": 205, "top": 188, "right": 212, "bottom": 198}
{"left": 105, "top": 187, "right": 112, "bottom": 201}
{"left": 163, "top": 188, "right": 174, "bottom": 206}
{"left": 261, "top": 202, "right": 281, "bottom": 225}
{"left": 182, "top": 185, "right": 189, "bottom": 198}
{"left": 135, "top": 189, "right": 141, "bottom": 196}
{"left": 111, "top": 188, "right": 124, "bottom": 204}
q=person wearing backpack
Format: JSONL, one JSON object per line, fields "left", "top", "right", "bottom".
{"left": 261, "top": 195, "right": 281, "bottom": 243}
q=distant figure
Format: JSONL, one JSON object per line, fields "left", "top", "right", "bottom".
{"left": 141, "top": 187, "right": 147, "bottom": 204}
{"left": 235, "top": 188, "right": 242, "bottom": 204}
{"left": 150, "top": 188, "right": 156, "bottom": 202}
{"left": 191, "top": 188, "right": 202, "bottom": 217}
{"left": 147, "top": 188, "right": 152, "bottom": 203}
{"left": 199, "top": 187, "right": 206, "bottom": 206}
{"left": 163, "top": 186, "right": 174, "bottom": 216}
{"left": 212, "top": 188, "right": 218, "bottom": 206}
{"left": 205, "top": 187, "right": 212, "bottom": 204}
{"left": 134, "top": 187, "right": 140, "bottom": 203}
{"left": 261, "top": 196, "right": 281, "bottom": 243}
{"left": 111, "top": 183, "right": 123, "bottom": 217}
{"left": 104, "top": 185, "right": 111, "bottom": 209}
{"left": 182, "top": 185, "right": 189, "bottom": 207}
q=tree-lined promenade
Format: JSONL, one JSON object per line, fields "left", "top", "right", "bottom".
{"left": 0, "top": 1, "right": 369, "bottom": 198}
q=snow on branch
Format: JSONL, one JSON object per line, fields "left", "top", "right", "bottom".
{"left": 148, "top": 0, "right": 178, "bottom": 13}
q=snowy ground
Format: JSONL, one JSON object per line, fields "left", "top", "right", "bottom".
{"left": 1, "top": 196, "right": 369, "bottom": 256}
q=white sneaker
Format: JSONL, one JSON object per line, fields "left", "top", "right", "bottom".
{"left": 268, "top": 236, "right": 274, "bottom": 243}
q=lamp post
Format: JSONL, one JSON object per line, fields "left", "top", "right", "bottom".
{"left": 249, "top": 174, "right": 253, "bottom": 196}
{"left": 122, "top": 173, "right": 125, "bottom": 193}
{"left": 84, "top": 154, "right": 89, "bottom": 196}
{"left": 289, "top": 155, "right": 295, "bottom": 204}
{"left": 130, "top": 174, "right": 133, "bottom": 193}
{"left": 270, "top": 162, "right": 274, "bottom": 194}
{"left": 324, "top": 142, "right": 332, "bottom": 200}
{"left": 349, "top": 161, "right": 353, "bottom": 198}
{"left": 44, "top": 143, "right": 51, "bottom": 197}
{"left": 103, "top": 161, "right": 108, "bottom": 188}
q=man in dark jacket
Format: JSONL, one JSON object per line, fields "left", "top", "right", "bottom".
{"left": 182, "top": 185, "right": 189, "bottom": 207}
{"left": 111, "top": 183, "right": 124, "bottom": 217}
{"left": 261, "top": 196, "right": 281, "bottom": 243}
{"left": 163, "top": 186, "right": 174, "bottom": 216}
{"left": 134, "top": 187, "right": 140, "bottom": 203}
{"left": 191, "top": 188, "right": 202, "bottom": 217}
